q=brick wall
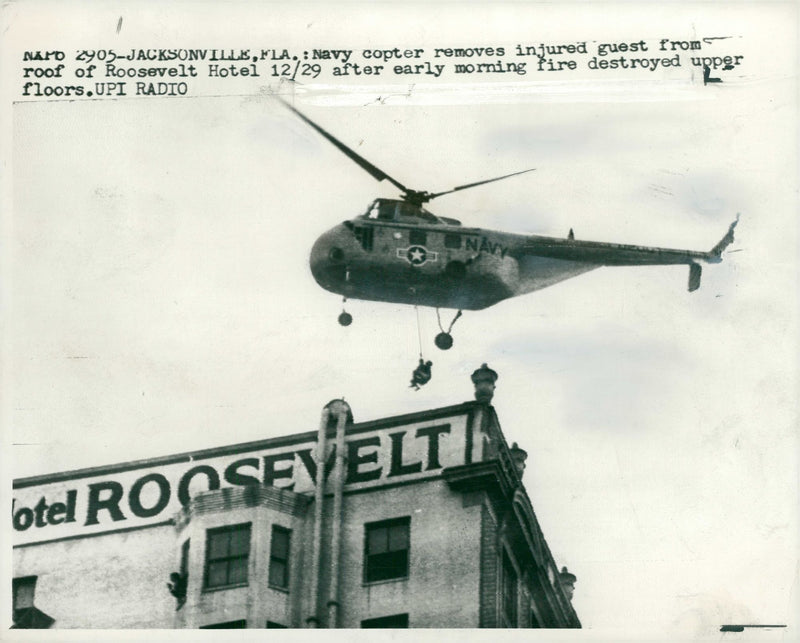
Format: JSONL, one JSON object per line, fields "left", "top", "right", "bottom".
{"left": 478, "top": 501, "right": 498, "bottom": 628}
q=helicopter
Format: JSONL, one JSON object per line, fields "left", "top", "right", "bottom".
{"left": 279, "top": 96, "right": 738, "bottom": 350}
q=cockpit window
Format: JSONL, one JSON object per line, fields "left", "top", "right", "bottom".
{"left": 364, "top": 200, "right": 395, "bottom": 220}
{"left": 361, "top": 199, "right": 440, "bottom": 224}
{"left": 364, "top": 201, "right": 381, "bottom": 219}
{"left": 396, "top": 202, "right": 418, "bottom": 219}
{"left": 378, "top": 202, "right": 397, "bottom": 220}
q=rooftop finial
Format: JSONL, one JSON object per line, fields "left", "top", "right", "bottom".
{"left": 509, "top": 442, "right": 528, "bottom": 478}
{"left": 559, "top": 567, "right": 577, "bottom": 601}
{"left": 470, "top": 363, "right": 498, "bottom": 403}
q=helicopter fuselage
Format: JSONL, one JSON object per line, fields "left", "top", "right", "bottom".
{"left": 309, "top": 198, "right": 732, "bottom": 311}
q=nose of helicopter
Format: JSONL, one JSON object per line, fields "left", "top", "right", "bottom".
{"left": 309, "top": 224, "right": 352, "bottom": 293}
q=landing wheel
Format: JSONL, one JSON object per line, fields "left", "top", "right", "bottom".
{"left": 434, "top": 332, "right": 453, "bottom": 350}
{"left": 338, "top": 312, "right": 353, "bottom": 326}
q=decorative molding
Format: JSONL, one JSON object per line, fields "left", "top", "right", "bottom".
{"left": 174, "top": 485, "right": 310, "bottom": 531}
{"left": 442, "top": 461, "right": 515, "bottom": 500}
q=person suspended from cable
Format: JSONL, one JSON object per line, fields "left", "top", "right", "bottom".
{"left": 410, "top": 358, "right": 433, "bottom": 390}
{"left": 410, "top": 307, "right": 433, "bottom": 390}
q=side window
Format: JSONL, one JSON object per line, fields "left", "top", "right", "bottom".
{"left": 502, "top": 550, "right": 519, "bottom": 627}
{"left": 204, "top": 523, "right": 251, "bottom": 589}
{"left": 409, "top": 230, "right": 427, "bottom": 246}
{"left": 445, "top": 233, "right": 461, "bottom": 249}
{"left": 364, "top": 517, "right": 410, "bottom": 583}
{"left": 353, "top": 226, "right": 374, "bottom": 251}
{"left": 269, "top": 525, "right": 291, "bottom": 590}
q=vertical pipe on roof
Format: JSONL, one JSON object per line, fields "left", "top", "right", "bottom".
{"left": 326, "top": 401, "right": 350, "bottom": 628}
{"left": 306, "top": 405, "right": 330, "bottom": 628}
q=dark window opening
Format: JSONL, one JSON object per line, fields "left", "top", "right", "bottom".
{"left": 376, "top": 201, "right": 396, "bottom": 220}
{"left": 397, "top": 202, "right": 418, "bottom": 218}
{"left": 361, "top": 613, "right": 409, "bottom": 628}
{"left": 13, "top": 576, "right": 36, "bottom": 612}
{"left": 502, "top": 551, "right": 518, "bottom": 627}
{"left": 364, "top": 517, "right": 410, "bottom": 583}
{"left": 12, "top": 577, "right": 55, "bottom": 630}
{"left": 445, "top": 233, "right": 461, "bottom": 249}
{"left": 354, "top": 226, "right": 374, "bottom": 251}
{"left": 409, "top": 229, "right": 427, "bottom": 246}
{"left": 269, "top": 525, "right": 291, "bottom": 590}
{"left": 266, "top": 621, "right": 288, "bottom": 628}
{"left": 204, "top": 523, "right": 251, "bottom": 589}
{"left": 201, "top": 620, "right": 247, "bottom": 629}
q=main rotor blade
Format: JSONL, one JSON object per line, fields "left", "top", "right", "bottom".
{"left": 275, "top": 96, "right": 409, "bottom": 194}
{"left": 426, "top": 168, "right": 536, "bottom": 201}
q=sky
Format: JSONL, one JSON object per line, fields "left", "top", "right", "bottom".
{"left": 2, "top": 2, "right": 798, "bottom": 641}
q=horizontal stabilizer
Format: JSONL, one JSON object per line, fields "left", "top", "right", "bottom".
{"left": 688, "top": 262, "right": 702, "bottom": 292}
{"left": 710, "top": 214, "right": 740, "bottom": 257}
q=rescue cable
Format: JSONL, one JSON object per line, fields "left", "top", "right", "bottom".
{"left": 415, "top": 306, "right": 423, "bottom": 358}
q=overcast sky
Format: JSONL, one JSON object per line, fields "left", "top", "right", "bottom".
{"left": 3, "top": 2, "right": 798, "bottom": 640}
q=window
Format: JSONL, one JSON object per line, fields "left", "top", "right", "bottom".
{"left": 266, "top": 621, "right": 288, "bottom": 628}
{"left": 204, "top": 523, "right": 251, "bottom": 589}
{"left": 354, "top": 225, "right": 374, "bottom": 251}
{"left": 12, "top": 577, "right": 54, "bottom": 629}
{"left": 502, "top": 551, "right": 518, "bottom": 627}
{"left": 361, "top": 613, "right": 409, "bottom": 628}
{"left": 409, "top": 229, "right": 427, "bottom": 246}
{"left": 445, "top": 233, "right": 461, "bottom": 249}
{"left": 13, "top": 576, "right": 36, "bottom": 612}
{"left": 269, "top": 525, "right": 291, "bottom": 590}
{"left": 201, "top": 620, "right": 247, "bottom": 628}
{"left": 364, "top": 517, "right": 410, "bottom": 583}
{"left": 377, "top": 201, "right": 396, "bottom": 220}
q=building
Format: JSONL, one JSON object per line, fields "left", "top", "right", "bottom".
{"left": 11, "top": 365, "right": 580, "bottom": 629}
